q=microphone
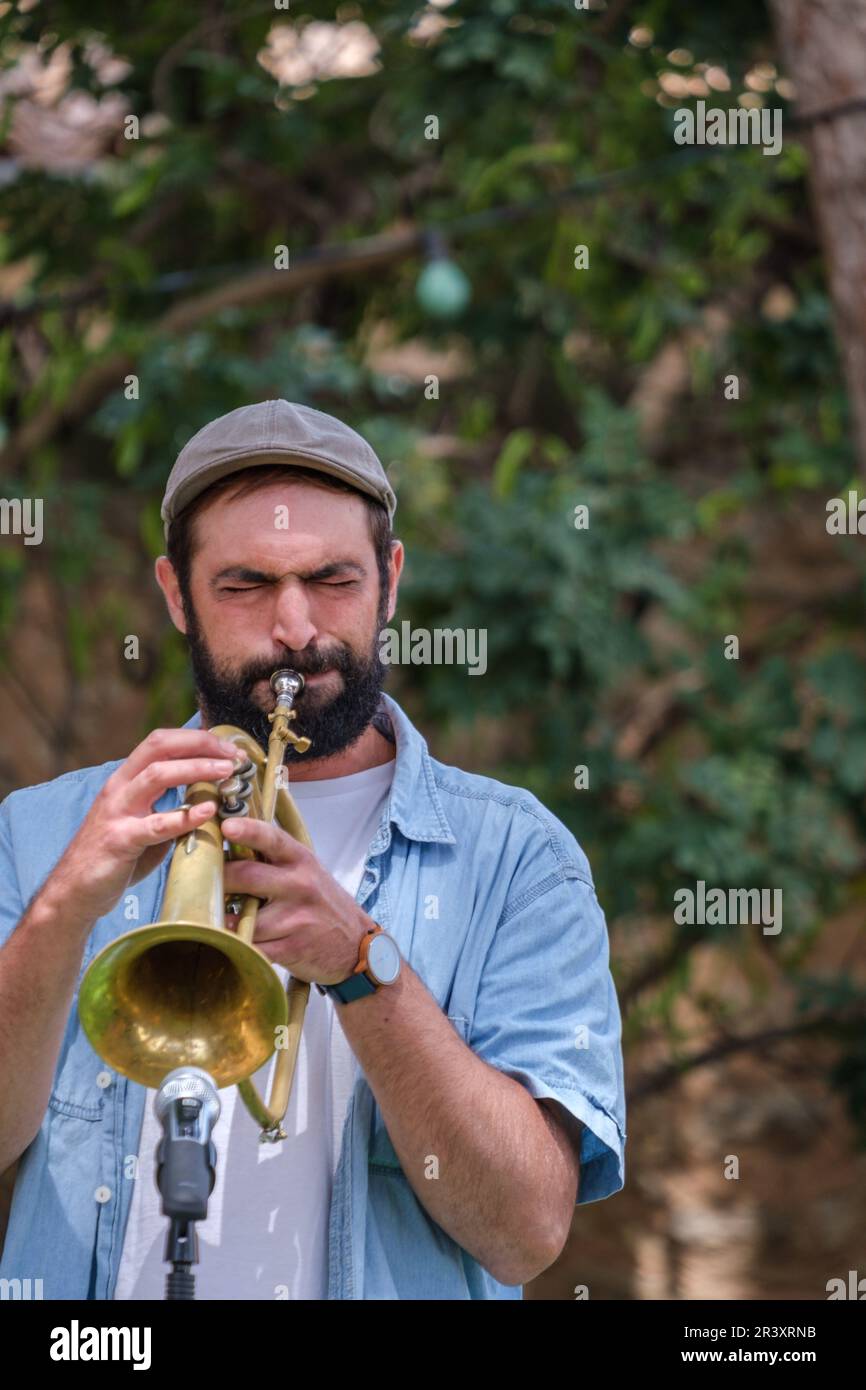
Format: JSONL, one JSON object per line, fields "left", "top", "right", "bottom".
{"left": 154, "top": 1067, "right": 220, "bottom": 1222}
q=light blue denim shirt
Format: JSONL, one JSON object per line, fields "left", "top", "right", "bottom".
{"left": 0, "top": 692, "right": 626, "bottom": 1300}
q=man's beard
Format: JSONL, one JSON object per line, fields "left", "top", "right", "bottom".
{"left": 182, "top": 594, "right": 390, "bottom": 763}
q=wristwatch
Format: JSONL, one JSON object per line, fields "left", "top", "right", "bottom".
{"left": 319, "top": 925, "right": 402, "bottom": 1004}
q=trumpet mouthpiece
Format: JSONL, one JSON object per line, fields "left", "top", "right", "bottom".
{"left": 270, "top": 669, "right": 305, "bottom": 699}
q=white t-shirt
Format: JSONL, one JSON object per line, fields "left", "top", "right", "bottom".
{"left": 113, "top": 755, "right": 395, "bottom": 1301}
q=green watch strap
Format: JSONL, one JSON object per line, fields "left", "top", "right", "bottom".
{"left": 326, "top": 971, "right": 378, "bottom": 1004}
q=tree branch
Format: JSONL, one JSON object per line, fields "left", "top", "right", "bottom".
{"left": 629, "top": 1013, "right": 849, "bottom": 1104}
{"left": 0, "top": 226, "right": 424, "bottom": 474}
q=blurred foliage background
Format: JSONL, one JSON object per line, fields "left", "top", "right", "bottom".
{"left": 1, "top": 0, "right": 865, "bottom": 1298}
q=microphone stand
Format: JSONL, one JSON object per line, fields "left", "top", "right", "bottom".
{"left": 154, "top": 1067, "right": 221, "bottom": 1301}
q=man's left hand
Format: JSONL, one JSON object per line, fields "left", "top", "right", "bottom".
{"left": 221, "top": 817, "right": 370, "bottom": 985}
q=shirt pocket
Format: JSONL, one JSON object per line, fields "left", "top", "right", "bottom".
{"left": 367, "top": 1014, "right": 469, "bottom": 1172}
{"left": 47, "top": 1092, "right": 103, "bottom": 1121}
{"left": 48, "top": 985, "right": 108, "bottom": 1121}
{"left": 48, "top": 901, "right": 143, "bottom": 1118}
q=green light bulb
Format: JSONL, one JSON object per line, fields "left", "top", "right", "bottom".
{"left": 415, "top": 258, "right": 472, "bottom": 318}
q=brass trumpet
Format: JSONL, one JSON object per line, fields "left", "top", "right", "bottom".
{"left": 77, "top": 669, "right": 314, "bottom": 1142}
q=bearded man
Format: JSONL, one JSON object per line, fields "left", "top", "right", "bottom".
{"left": 0, "top": 400, "right": 626, "bottom": 1300}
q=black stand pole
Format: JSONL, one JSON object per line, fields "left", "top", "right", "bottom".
{"left": 164, "top": 1216, "right": 199, "bottom": 1300}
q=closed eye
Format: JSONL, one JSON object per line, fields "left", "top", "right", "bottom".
{"left": 219, "top": 579, "right": 357, "bottom": 593}
{"left": 219, "top": 578, "right": 361, "bottom": 594}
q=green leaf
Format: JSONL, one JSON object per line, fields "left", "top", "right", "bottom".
{"left": 492, "top": 429, "right": 534, "bottom": 499}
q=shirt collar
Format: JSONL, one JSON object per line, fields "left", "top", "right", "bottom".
{"left": 181, "top": 690, "right": 456, "bottom": 846}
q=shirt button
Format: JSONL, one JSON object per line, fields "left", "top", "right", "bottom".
{"left": 94, "top": 1186, "right": 112, "bottom": 1204}
{"left": 96, "top": 1071, "right": 113, "bottom": 1089}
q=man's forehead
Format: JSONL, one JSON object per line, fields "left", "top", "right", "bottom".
{"left": 197, "top": 490, "right": 367, "bottom": 544}
{"left": 213, "top": 475, "right": 367, "bottom": 513}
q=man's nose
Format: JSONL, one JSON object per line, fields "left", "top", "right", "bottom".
{"left": 270, "top": 581, "right": 318, "bottom": 652}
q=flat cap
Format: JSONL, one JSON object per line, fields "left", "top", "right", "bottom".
{"left": 161, "top": 399, "right": 397, "bottom": 536}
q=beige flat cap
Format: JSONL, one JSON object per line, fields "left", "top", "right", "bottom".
{"left": 161, "top": 399, "right": 397, "bottom": 536}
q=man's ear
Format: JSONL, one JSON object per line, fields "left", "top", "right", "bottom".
{"left": 154, "top": 555, "right": 188, "bottom": 635}
{"left": 386, "top": 539, "right": 404, "bottom": 624}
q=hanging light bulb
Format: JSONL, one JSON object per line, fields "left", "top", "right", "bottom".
{"left": 415, "top": 229, "right": 471, "bottom": 319}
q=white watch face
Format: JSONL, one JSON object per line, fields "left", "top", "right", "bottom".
{"left": 368, "top": 933, "right": 401, "bottom": 985}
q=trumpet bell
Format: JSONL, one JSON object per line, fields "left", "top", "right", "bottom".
{"left": 78, "top": 921, "right": 290, "bottom": 1090}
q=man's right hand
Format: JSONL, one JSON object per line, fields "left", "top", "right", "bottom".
{"left": 49, "top": 728, "right": 245, "bottom": 927}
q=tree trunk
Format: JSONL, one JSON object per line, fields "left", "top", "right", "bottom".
{"left": 770, "top": 0, "right": 866, "bottom": 472}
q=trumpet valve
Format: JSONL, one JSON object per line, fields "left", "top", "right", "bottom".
{"left": 218, "top": 760, "right": 255, "bottom": 817}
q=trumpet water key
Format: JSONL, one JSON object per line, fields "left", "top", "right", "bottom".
{"left": 77, "top": 669, "right": 315, "bottom": 1142}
